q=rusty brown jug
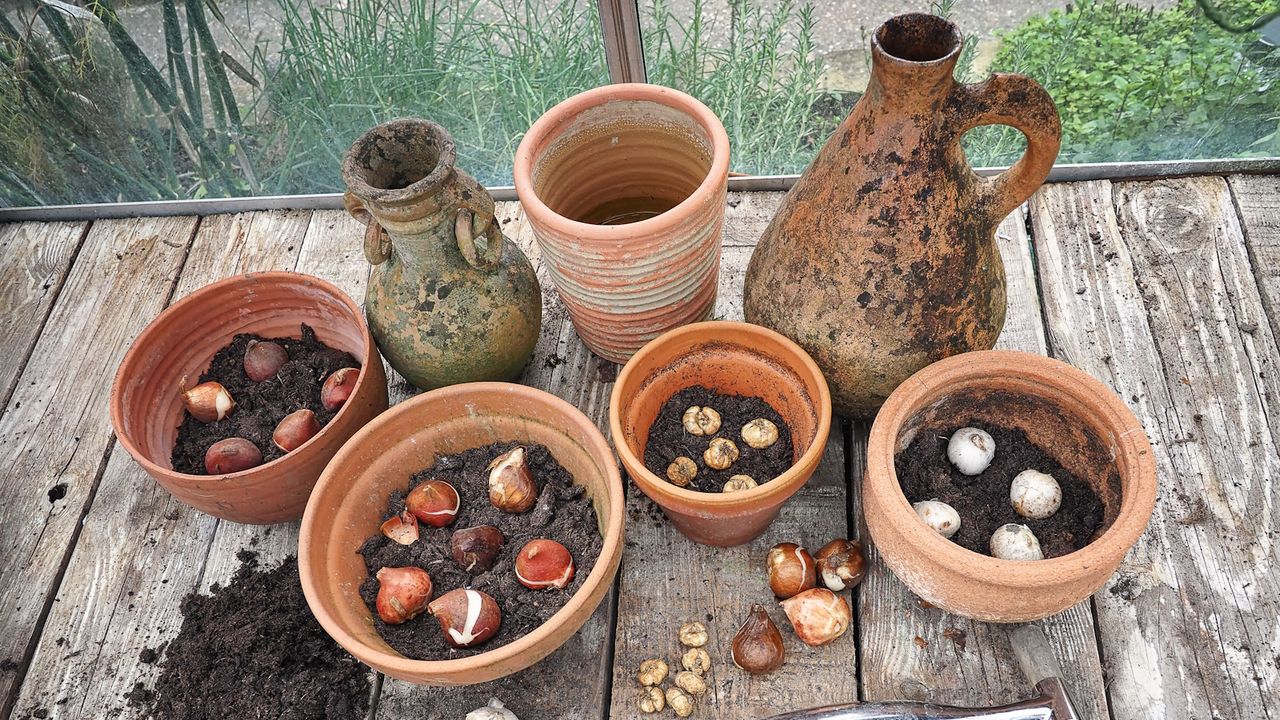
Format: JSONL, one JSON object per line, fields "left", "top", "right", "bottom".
{"left": 342, "top": 118, "right": 541, "bottom": 390}
{"left": 743, "top": 13, "right": 1060, "bottom": 418}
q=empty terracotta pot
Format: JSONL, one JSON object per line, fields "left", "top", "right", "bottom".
{"left": 298, "top": 382, "right": 624, "bottom": 685}
{"left": 610, "top": 321, "right": 832, "bottom": 546}
{"left": 110, "top": 272, "right": 389, "bottom": 524}
{"left": 865, "top": 350, "right": 1157, "bottom": 622}
{"left": 513, "top": 83, "right": 731, "bottom": 363}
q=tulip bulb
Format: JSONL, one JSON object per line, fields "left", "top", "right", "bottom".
{"left": 243, "top": 340, "right": 288, "bottom": 382}
{"left": 182, "top": 381, "right": 235, "bottom": 423}
{"left": 321, "top": 367, "right": 359, "bottom": 411}
{"left": 203, "top": 437, "right": 262, "bottom": 474}
{"left": 487, "top": 447, "right": 537, "bottom": 513}
{"left": 514, "top": 539, "right": 574, "bottom": 590}
{"left": 375, "top": 566, "right": 433, "bottom": 624}
{"left": 406, "top": 479, "right": 461, "bottom": 528}
{"left": 428, "top": 588, "right": 501, "bottom": 648}
{"left": 731, "top": 604, "right": 785, "bottom": 674}
{"left": 780, "top": 588, "right": 851, "bottom": 646}
{"left": 272, "top": 408, "right": 320, "bottom": 452}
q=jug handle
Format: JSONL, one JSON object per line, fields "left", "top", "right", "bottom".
{"left": 947, "top": 73, "right": 1062, "bottom": 220}
{"left": 343, "top": 192, "right": 391, "bottom": 265}
{"left": 452, "top": 170, "right": 501, "bottom": 270}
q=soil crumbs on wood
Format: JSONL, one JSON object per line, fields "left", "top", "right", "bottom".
{"left": 643, "top": 385, "right": 794, "bottom": 492}
{"left": 171, "top": 324, "right": 358, "bottom": 474}
{"left": 895, "top": 423, "right": 1104, "bottom": 558}
{"left": 127, "top": 551, "right": 370, "bottom": 720}
{"left": 360, "top": 441, "right": 603, "bottom": 661}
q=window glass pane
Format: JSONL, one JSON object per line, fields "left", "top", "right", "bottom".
{"left": 640, "top": 0, "right": 1280, "bottom": 174}
{"left": 0, "top": 0, "right": 607, "bottom": 207}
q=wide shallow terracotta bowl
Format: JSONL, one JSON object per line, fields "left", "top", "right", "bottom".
{"left": 865, "top": 350, "right": 1157, "bottom": 622}
{"left": 110, "top": 271, "right": 388, "bottom": 524}
{"left": 610, "top": 321, "right": 831, "bottom": 546}
{"left": 299, "top": 382, "right": 624, "bottom": 686}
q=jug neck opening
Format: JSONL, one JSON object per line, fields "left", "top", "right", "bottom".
{"left": 871, "top": 13, "right": 963, "bottom": 90}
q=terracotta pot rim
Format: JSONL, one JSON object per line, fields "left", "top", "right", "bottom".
{"left": 109, "top": 271, "right": 378, "bottom": 485}
{"left": 867, "top": 350, "right": 1157, "bottom": 584}
{"left": 339, "top": 117, "right": 457, "bottom": 206}
{"left": 512, "top": 83, "right": 731, "bottom": 241}
{"left": 298, "top": 381, "right": 626, "bottom": 675}
{"left": 609, "top": 320, "right": 832, "bottom": 508}
{"left": 871, "top": 13, "right": 964, "bottom": 67}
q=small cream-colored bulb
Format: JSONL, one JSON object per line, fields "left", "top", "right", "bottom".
{"left": 1010, "top": 469, "right": 1062, "bottom": 519}
{"left": 913, "top": 499, "right": 961, "bottom": 538}
{"left": 990, "top": 523, "right": 1044, "bottom": 561}
{"left": 946, "top": 427, "right": 995, "bottom": 475}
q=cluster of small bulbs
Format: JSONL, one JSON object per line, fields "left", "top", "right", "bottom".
{"left": 373, "top": 446, "right": 577, "bottom": 649}
{"left": 912, "top": 427, "right": 1063, "bottom": 561}
{"left": 665, "top": 406, "right": 780, "bottom": 492}
{"left": 183, "top": 339, "right": 358, "bottom": 474}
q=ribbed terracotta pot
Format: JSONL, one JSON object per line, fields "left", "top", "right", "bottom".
{"left": 299, "top": 382, "right": 624, "bottom": 686}
{"left": 610, "top": 321, "right": 831, "bottom": 546}
{"left": 514, "top": 83, "right": 730, "bottom": 363}
{"left": 110, "top": 272, "right": 389, "bottom": 524}
{"left": 865, "top": 351, "right": 1157, "bottom": 622}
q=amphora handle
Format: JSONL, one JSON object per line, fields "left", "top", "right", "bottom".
{"left": 451, "top": 169, "right": 501, "bottom": 270}
{"left": 947, "top": 73, "right": 1061, "bottom": 219}
{"left": 343, "top": 192, "right": 391, "bottom": 265}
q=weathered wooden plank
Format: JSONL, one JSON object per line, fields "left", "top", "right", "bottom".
{"left": 376, "top": 202, "right": 620, "bottom": 720}
{"left": 852, "top": 206, "right": 1109, "bottom": 719}
{"left": 1228, "top": 174, "right": 1280, "bottom": 344}
{"left": 604, "top": 209, "right": 856, "bottom": 720}
{"left": 0, "top": 221, "right": 88, "bottom": 416}
{"left": 0, "top": 216, "right": 197, "bottom": 718}
{"left": 1031, "top": 178, "right": 1280, "bottom": 719}
{"left": 8, "top": 211, "right": 313, "bottom": 720}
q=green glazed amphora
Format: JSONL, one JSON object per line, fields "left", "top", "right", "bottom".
{"left": 341, "top": 118, "right": 542, "bottom": 390}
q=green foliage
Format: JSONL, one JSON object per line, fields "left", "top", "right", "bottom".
{"left": 644, "top": 0, "right": 841, "bottom": 175}
{"left": 259, "top": 0, "right": 608, "bottom": 191}
{"left": 970, "top": 0, "right": 1280, "bottom": 165}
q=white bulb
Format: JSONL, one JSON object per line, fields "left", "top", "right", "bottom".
{"left": 466, "top": 698, "right": 520, "bottom": 720}
{"left": 946, "top": 427, "right": 995, "bottom": 475}
{"left": 913, "top": 499, "right": 961, "bottom": 539}
{"left": 1010, "top": 469, "right": 1062, "bottom": 519}
{"left": 989, "top": 523, "right": 1043, "bottom": 561}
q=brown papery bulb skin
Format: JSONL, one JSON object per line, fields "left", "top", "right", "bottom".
{"left": 767, "top": 542, "right": 817, "bottom": 598}
{"left": 450, "top": 525, "right": 506, "bottom": 574}
{"left": 814, "top": 538, "right": 868, "bottom": 592}
{"left": 428, "top": 588, "right": 501, "bottom": 648}
{"left": 375, "top": 566, "right": 433, "bottom": 624}
{"left": 731, "top": 604, "right": 786, "bottom": 674}
{"left": 380, "top": 510, "right": 420, "bottom": 545}
{"left": 487, "top": 446, "right": 537, "bottom": 513}
{"left": 405, "top": 479, "right": 461, "bottom": 528}
{"left": 243, "top": 340, "right": 288, "bottom": 382}
{"left": 272, "top": 408, "right": 320, "bottom": 452}
{"left": 321, "top": 367, "right": 359, "bottom": 411}
{"left": 203, "top": 437, "right": 263, "bottom": 474}
{"left": 780, "top": 588, "right": 851, "bottom": 646}
{"left": 183, "top": 381, "right": 235, "bottom": 423}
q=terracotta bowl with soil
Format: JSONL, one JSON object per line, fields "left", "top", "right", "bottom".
{"left": 110, "top": 272, "right": 389, "bottom": 524}
{"left": 865, "top": 350, "right": 1157, "bottom": 622}
{"left": 610, "top": 321, "right": 831, "bottom": 547}
{"left": 299, "top": 382, "right": 624, "bottom": 686}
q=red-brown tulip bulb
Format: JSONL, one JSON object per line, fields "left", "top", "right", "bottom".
{"left": 203, "top": 437, "right": 262, "bottom": 474}
{"left": 375, "top": 566, "right": 433, "bottom": 624}
{"left": 272, "top": 408, "right": 320, "bottom": 452}
{"left": 321, "top": 367, "right": 359, "bottom": 411}
{"left": 428, "top": 588, "right": 501, "bottom": 648}
{"left": 243, "top": 340, "right": 288, "bottom": 382}
{"left": 515, "top": 539, "right": 575, "bottom": 590}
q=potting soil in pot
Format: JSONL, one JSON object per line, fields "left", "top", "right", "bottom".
{"left": 170, "top": 324, "right": 359, "bottom": 474}
{"left": 359, "top": 441, "right": 603, "bottom": 660}
{"left": 128, "top": 551, "right": 370, "bottom": 720}
{"left": 895, "top": 423, "right": 1105, "bottom": 558}
{"left": 643, "top": 385, "right": 794, "bottom": 492}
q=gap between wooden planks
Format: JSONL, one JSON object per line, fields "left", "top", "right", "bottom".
{"left": 1032, "top": 177, "right": 1280, "bottom": 720}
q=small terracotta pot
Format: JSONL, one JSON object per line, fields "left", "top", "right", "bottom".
{"left": 298, "top": 382, "right": 624, "bottom": 686}
{"left": 514, "top": 83, "right": 731, "bottom": 363}
{"left": 110, "top": 272, "right": 389, "bottom": 524}
{"left": 865, "top": 350, "right": 1157, "bottom": 622}
{"left": 609, "top": 321, "right": 831, "bottom": 546}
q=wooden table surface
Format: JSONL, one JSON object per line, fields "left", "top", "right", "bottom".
{"left": 1, "top": 174, "right": 1277, "bottom": 720}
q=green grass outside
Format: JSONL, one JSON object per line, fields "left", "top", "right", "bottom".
{"left": 0, "top": 0, "right": 1277, "bottom": 206}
